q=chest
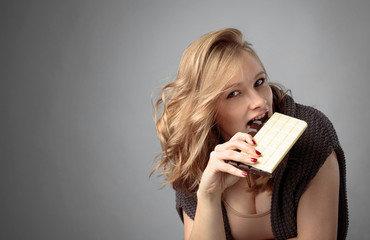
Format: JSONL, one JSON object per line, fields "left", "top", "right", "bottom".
{"left": 222, "top": 179, "right": 274, "bottom": 240}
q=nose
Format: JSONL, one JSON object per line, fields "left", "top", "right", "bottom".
{"left": 248, "top": 89, "right": 267, "bottom": 110}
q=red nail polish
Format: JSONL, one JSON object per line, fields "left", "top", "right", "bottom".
{"left": 252, "top": 139, "right": 256, "bottom": 145}
{"left": 255, "top": 150, "right": 261, "bottom": 156}
{"left": 242, "top": 172, "right": 248, "bottom": 176}
{"left": 251, "top": 158, "right": 258, "bottom": 162}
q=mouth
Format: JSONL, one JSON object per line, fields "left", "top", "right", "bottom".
{"left": 247, "top": 112, "right": 269, "bottom": 126}
{"left": 246, "top": 112, "right": 269, "bottom": 136}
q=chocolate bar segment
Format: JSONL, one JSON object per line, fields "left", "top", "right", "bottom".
{"left": 226, "top": 112, "right": 307, "bottom": 177}
{"left": 225, "top": 160, "right": 273, "bottom": 177}
{"left": 251, "top": 113, "right": 307, "bottom": 174}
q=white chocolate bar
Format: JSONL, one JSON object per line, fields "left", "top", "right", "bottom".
{"left": 244, "top": 112, "right": 308, "bottom": 173}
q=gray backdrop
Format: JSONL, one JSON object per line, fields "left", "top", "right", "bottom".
{"left": 1, "top": 0, "right": 369, "bottom": 239}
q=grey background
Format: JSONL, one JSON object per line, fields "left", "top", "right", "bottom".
{"left": 1, "top": 0, "right": 369, "bottom": 239}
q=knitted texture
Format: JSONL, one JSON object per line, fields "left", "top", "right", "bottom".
{"left": 271, "top": 95, "right": 348, "bottom": 239}
{"left": 175, "top": 95, "right": 348, "bottom": 239}
{"left": 175, "top": 190, "right": 233, "bottom": 239}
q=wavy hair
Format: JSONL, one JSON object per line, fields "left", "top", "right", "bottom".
{"left": 152, "top": 28, "right": 288, "bottom": 193}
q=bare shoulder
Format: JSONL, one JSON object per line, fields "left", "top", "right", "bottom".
{"left": 294, "top": 151, "right": 340, "bottom": 239}
{"left": 183, "top": 210, "right": 193, "bottom": 240}
{"left": 309, "top": 151, "right": 339, "bottom": 188}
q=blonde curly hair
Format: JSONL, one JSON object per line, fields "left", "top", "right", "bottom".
{"left": 152, "top": 28, "right": 287, "bottom": 193}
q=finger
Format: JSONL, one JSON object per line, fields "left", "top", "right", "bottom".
{"left": 215, "top": 139, "right": 261, "bottom": 158}
{"left": 213, "top": 155, "right": 248, "bottom": 178}
{"left": 226, "top": 150, "right": 259, "bottom": 164}
{"left": 229, "top": 132, "right": 256, "bottom": 146}
{"left": 212, "top": 149, "right": 258, "bottom": 167}
{"left": 241, "top": 147, "right": 262, "bottom": 158}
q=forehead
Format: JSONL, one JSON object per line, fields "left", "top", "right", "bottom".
{"left": 228, "top": 51, "right": 265, "bottom": 84}
{"left": 239, "top": 51, "right": 264, "bottom": 72}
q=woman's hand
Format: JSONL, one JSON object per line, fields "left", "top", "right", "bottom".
{"left": 187, "top": 132, "right": 261, "bottom": 239}
{"left": 198, "top": 132, "right": 261, "bottom": 198}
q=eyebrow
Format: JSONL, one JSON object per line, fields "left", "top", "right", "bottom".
{"left": 225, "top": 70, "right": 266, "bottom": 89}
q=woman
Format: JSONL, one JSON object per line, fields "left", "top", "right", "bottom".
{"left": 152, "top": 28, "right": 348, "bottom": 239}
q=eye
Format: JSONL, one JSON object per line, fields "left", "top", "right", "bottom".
{"left": 227, "top": 90, "right": 240, "bottom": 99}
{"left": 254, "top": 78, "right": 265, "bottom": 87}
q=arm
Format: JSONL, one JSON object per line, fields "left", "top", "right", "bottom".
{"left": 183, "top": 132, "right": 260, "bottom": 240}
{"left": 290, "top": 151, "right": 340, "bottom": 240}
{"left": 184, "top": 191, "right": 225, "bottom": 240}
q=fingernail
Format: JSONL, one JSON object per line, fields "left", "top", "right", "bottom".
{"left": 251, "top": 158, "right": 258, "bottom": 162}
{"left": 255, "top": 150, "right": 261, "bottom": 156}
{"left": 252, "top": 139, "right": 256, "bottom": 145}
{"left": 242, "top": 172, "right": 248, "bottom": 177}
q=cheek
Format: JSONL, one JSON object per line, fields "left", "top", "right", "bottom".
{"left": 216, "top": 109, "right": 233, "bottom": 127}
{"left": 216, "top": 105, "right": 234, "bottom": 125}
{"left": 263, "top": 86, "right": 273, "bottom": 108}
{"left": 215, "top": 112, "right": 242, "bottom": 140}
{"left": 216, "top": 105, "right": 246, "bottom": 133}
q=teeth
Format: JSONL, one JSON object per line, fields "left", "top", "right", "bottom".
{"left": 253, "top": 113, "right": 266, "bottom": 121}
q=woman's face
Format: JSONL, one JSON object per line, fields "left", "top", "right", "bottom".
{"left": 215, "top": 51, "right": 273, "bottom": 141}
